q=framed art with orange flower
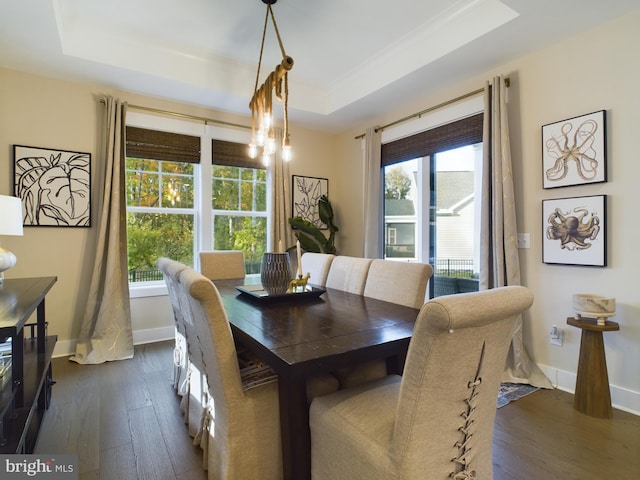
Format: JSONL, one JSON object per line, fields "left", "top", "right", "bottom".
{"left": 542, "top": 110, "right": 607, "bottom": 189}
{"left": 13, "top": 145, "right": 91, "bottom": 227}
{"left": 542, "top": 195, "right": 606, "bottom": 267}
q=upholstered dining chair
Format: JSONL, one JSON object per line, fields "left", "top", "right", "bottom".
{"left": 334, "top": 259, "right": 434, "bottom": 388}
{"left": 300, "top": 252, "right": 335, "bottom": 287}
{"left": 324, "top": 255, "right": 373, "bottom": 294}
{"left": 158, "top": 257, "right": 208, "bottom": 438}
{"left": 157, "top": 258, "right": 190, "bottom": 394}
{"left": 199, "top": 250, "right": 246, "bottom": 281}
{"left": 363, "top": 259, "right": 433, "bottom": 308}
{"left": 310, "top": 286, "right": 534, "bottom": 480}
{"left": 179, "top": 265, "right": 283, "bottom": 479}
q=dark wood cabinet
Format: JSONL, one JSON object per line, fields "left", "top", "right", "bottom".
{"left": 0, "top": 276, "right": 57, "bottom": 453}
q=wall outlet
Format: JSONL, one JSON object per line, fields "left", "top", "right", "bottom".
{"left": 549, "top": 325, "right": 563, "bottom": 346}
{"left": 517, "top": 233, "right": 530, "bottom": 249}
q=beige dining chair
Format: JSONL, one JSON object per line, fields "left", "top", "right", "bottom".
{"left": 158, "top": 257, "right": 208, "bottom": 438}
{"left": 300, "top": 252, "right": 335, "bottom": 287}
{"left": 157, "top": 257, "right": 190, "bottom": 395}
{"left": 364, "top": 259, "right": 433, "bottom": 308}
{"left": 334, "top": 259, "right": 434, "bottom": 388}
{"left": 179, "top": 265, "right": 283, "bottom": 479}
{"left": 325, "top": 255, "right": 373, "bottom": 294}
{"left": 310, "top": 286, "right": 534, "bottom": 480}
{"left": 199, "top": 250, "right": 246, "bottom": 280}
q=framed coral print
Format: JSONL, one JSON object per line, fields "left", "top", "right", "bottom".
{"left": 542, "top": 110, "right": 606, "bottom": 189}
{"left": 292, "top": 175, "right": 328, "bottom": 229}
{"left": 542, "top": 195, "right": 606, "bottom": 267}
{"left": 13, "top": 145, "right": 91, "bottom": 227}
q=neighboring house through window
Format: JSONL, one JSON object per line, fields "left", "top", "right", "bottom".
{"left": 381, "top": 97, "right": 484, "bottom": 297}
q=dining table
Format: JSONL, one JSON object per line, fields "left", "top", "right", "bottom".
{"left": 215, "top": 279, "right": 421, "bottom": 480}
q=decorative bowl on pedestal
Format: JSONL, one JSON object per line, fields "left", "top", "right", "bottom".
{"left": 572, "top": 294, "right": 616, "bottom": 326}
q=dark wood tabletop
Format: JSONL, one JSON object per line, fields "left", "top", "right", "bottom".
{"left": 215, "top": 280, "right": 420, "bottom": 480}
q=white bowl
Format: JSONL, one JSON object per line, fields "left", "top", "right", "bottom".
{"left": 572, "top": 294, "right": 615, "bottom": 325}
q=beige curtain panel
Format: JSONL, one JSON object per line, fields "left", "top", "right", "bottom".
{"left": 480, "top": 76, "right": 551, "bottom": 389}
{"left": 71, "top": 96, "right": 134, "bottom": 365}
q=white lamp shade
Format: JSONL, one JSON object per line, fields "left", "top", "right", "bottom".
{"left": 0, "top": 195, "right": 24, "bottom": 236}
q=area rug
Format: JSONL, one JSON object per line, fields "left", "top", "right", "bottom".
{"left": 497, "top": 382, "right": 539, "bottom": 408}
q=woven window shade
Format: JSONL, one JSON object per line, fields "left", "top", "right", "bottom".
{"left": 212, "top": 139, "right": 264, "bottom": 169}
{"left": 126, "top": 126, "right": 201, "bottom": 163}
{"left": 381, "top": 113, "right": 483, "bottom": 166}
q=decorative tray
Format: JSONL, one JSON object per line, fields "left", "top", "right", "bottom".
{"left": 235, "top": 284, "right": 326, "bottom": 302}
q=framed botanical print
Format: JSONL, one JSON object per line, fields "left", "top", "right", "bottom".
{"left": 291, "top": 175, "right": 329, "bottom": 229}
{"left": 542, "top": 195, "right": 606, "bottom": 267}
{"left": 542, "top": 110, "right": 606, "bottom": 189}
{"left": 14, "top": 145, "right": 91, "bottom": 227}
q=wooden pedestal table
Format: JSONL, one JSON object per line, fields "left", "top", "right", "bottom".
{"left": 566, "top": 316, "right": 619, "bottom": 418}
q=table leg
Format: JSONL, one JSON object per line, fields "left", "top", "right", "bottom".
{"left": 574, "top": 330, "right": 613, "bottom": 418}
{"left": 278, "top": 377, "right": 311, "bottom": 480}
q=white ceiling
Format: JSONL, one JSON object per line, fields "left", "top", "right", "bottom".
{"left": 1, "top": 0, "right": 639, "bottom": 132}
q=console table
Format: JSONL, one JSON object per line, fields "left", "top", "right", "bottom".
{"left": 567, "top": 316, "right": 619, "bottom": 418}
{"left": 0, "top": 276, "right": 57, "bottom": 453}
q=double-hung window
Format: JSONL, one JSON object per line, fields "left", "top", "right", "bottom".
{"left": 124, "top": 112, "right": 267, "bottom": 290}
{"left": 210, "top": 140, "right": 267, "bottom": 274}
{"left": 125, "top": 126, "right": 198, "bottom": 283}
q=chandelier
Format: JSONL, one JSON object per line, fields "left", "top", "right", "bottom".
{"left": 248, "top": 0, "right": 293, "bottom": 166}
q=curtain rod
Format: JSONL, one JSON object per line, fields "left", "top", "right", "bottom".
{"left": 354, "top": 78, "right": 510, "bottom": 139}
{"left": 99, "top": 98, "right": 251, "bottom": 131}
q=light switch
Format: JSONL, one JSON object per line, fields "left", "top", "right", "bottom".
{"left": 517, "top": 233, "right": 530, "bottom": 249}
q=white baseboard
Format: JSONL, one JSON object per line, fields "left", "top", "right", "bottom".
{"left": 52, "top": 326, "right": 175, "bottom": 358}
{"left": 132, "top": 325, "right": 174, "bottom": 345}
{"left": 538, "top": 363, "right": 640, "bottom": 416}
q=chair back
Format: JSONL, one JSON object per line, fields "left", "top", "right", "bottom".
{"left": 300, "top": 252, "right": 335, "bottom": 287}
{"left": 158, "top": 258, "right": 208, "bottom": 437}
{"left": 178, "top": 266, "right": 282, "bottom": 479}
{"left": 325, "top": 256, "right": 373, "bottom": 294}
{"left": 363, "top": 259, "right": 433, "bottom": 309}
{"left": 392, "top": 286, "right": 533, "bottom": 479}
{"left": 180, "top": 267, "right": 246, "bottom": 409}
{"left": 157, "top": 257, "right": 189, "bottom": 335}
{"left": 199, "top": 250, "right": 245, "bottom": 280}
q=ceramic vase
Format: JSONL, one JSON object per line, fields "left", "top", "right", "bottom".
{"left": 260, "top": 252, "right": 292, "bottom": 295}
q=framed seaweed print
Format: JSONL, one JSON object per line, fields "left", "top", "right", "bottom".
{"left": 13, "top": 145, "right": 91, "bottom": 227}
{"left": 292, "top": 175, "right": 328, "bottom": 229}
{"left": 542, "top": 110, "right": 606, "bottom": 189}
{"left": 542, "top": 195, "right": 606, "bottom": 267}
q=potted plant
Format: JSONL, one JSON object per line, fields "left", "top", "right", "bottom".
{"left": 288, "top": 194, "right": 339, "bottom": 254}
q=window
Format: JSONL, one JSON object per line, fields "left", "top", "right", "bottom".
{"left": 125, "top": 126, "right": 199, "bottom": 283}
{"left": 211, "top": 140, "right": 267, "bottom": 274}
{"left": 381, "top": 109, "right": 483, "bottom": 297}
{"left": 124, "top": 113, "right": 266, "bottom": 288}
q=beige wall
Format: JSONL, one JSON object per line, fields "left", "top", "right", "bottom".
{"left": 333, "top": 10, "right": 640, "bottom": 413}
{"left": 2, "top": 8, "right": 638, "bottom": 413}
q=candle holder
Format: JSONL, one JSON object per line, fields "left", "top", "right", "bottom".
{"left": 260, "top": 252, "right": 292, "bottom": 295}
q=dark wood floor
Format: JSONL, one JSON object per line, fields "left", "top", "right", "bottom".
{"left": 35, "top": 341, "right": 639, "bottom": 480}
